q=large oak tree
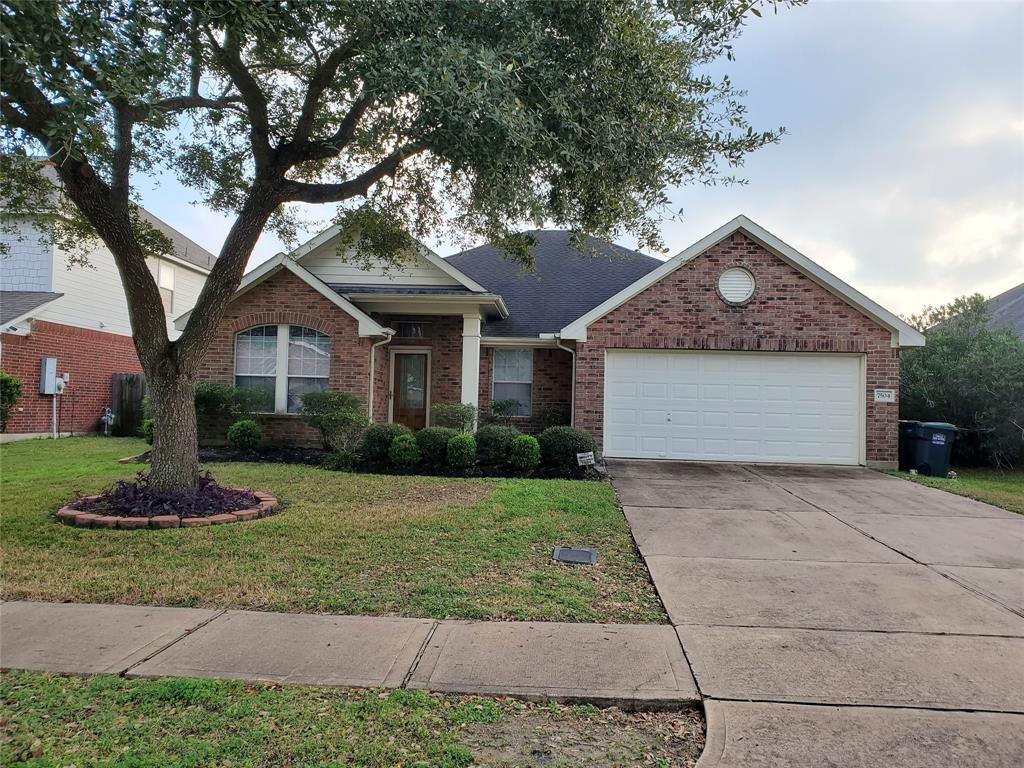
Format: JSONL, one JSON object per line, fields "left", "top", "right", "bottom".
{"left": 1, "top": 0, "right": 788, "bottom": 490}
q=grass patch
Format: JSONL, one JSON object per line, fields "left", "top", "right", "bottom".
{"left": 0, "top": 437, "right": 665, "bottom": 623}
{"left": 0, "top": 672, "right": 705, "bottom": 768}
{"left": 887, "top": 467, "right": 1024, "bottom": 515}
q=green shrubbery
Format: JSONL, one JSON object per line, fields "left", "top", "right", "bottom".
{"left": 415, "top": 426, "right": 458, "bottom": 469}
{"left": 536, "top": 403, "right": 571, "bottom": 430}
{"left": 361, "top": 423, "right": 413, "bottom": 463}
{"left": 474, "top": 424, "right": 520, "bottom": 464}
{"left": 301, "top": 391, "right": 368, "bottom": 452}
{"left": 446, "top": 434, "right": 477, "bottom": 470}
{"left": 389, "top": 434, "right": 421, "bottom": 470}
{"left": 141, "top": 418, "right": 155, "bottom": 445}
{"left": 538, "top": 426, "right": 598, "bottom": 473}
{"left": 429, "top": 403, "right": 477, "bottom": 433}
{"left": 194, "top": 382, "right": 262, "bottom": 419}
{"left": 227, "top": 419, "right": 262, "bottom": 452}
{"left": 510, "top": 434, "right": 541, "bottom": 471}
{"left": 0, "top": 370, "right": 23, "bottom": 432}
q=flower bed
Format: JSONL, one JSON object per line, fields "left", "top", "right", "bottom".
{"left": 56, "top": 492, "right": 278, "bottom": 529}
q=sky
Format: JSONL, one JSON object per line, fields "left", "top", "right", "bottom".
{"left": 137, "top": 0, "right": 1024, "bottom": 317}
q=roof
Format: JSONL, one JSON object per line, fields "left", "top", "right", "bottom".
{"left": 330, "top": 284, "right": 478, "bottom": 296}
{"left": 137, "top": 208, "right": 217, "bottom": 273}
{"left": 1, "top": 290, "right": 63, "bottom": 324}
{"left": 988, "top": 282, "right": 1024, "bottom": 339}
{"left": 560, "top": 215, "right": 926, "bottom": 348}
{"left": 446, "top": 230, "right": 663, "bottom": 337}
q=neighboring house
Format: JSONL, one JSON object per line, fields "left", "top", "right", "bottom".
{"left": 0, "top": 209, "right": 215, "bottom": 437}
{"left": 987, "top": 281, "right": 1024, "bottom": 339}
{"left": 185, "top": 215, "right": 923, "bottom": 468}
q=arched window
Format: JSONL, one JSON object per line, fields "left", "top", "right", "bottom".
{"left": 235, "top": 325, "right": 330, "bottom": 414}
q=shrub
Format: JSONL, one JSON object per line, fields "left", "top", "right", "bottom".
{"left": 141, "top": 418, "right": 155, "bottom": 445}
{"left": 416, "top": 426, "right": 458, "bottom": 469}
{"left": 447, "top": 434, "right": 477, "bottom": 470}
{"left": 361, "top": 423, "right": 413, "bottom": 463}
{"left": 539, "top": 426, "right": 598, "bottom": 472}
{"left": 485, "top": 398, "right": 518, "bottom": 426}
{"left": 0, "top": 370, "right": 22, "bottom": 432}
{"left": 430, "top": 403, "right": 477, "bottom": 433}
{"left": 322, "top": 449, "right": 361, "bottom": 472}
{"left": 537, "top": 403, "right": 571, "bottom": 430}
{"left": 194, "top": 382, "right": 261, "bottom": 418}
{"left": 389, "top": 434, "right": 421, "bottom": 470}
{"left": 301, "top": 392, "right": 368, "bottom": 452}
{"left": 474, "top": 424, "right": 520, "bottom": 465}
{"left": 510, "top": 434, "right": 541, "bottom": 472}
{"left": 69, "top": 472, "right": 259, "bottom": 518}
{"left": 227, "top": 419, "right": 262, "bottom": 452}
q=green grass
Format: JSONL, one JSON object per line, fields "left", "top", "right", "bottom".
{"left": 888, "top": 467, "right": 1024, "bottom": 515}
{"left": 0, "top": 437, "right": 665, "bottom": 623}
{"left": 0, "top": 672, "right": 705, "bottom": 767}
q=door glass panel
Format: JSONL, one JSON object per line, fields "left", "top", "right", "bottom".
{"left": 399, "top": 355, "right": 426, "bottom": 409}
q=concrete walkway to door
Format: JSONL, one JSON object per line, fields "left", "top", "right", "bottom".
{"left": 610, "top": 460, "right": 1024, "bottom": 768}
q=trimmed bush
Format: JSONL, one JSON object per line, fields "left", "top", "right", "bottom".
{"left": 538, "top": 426, "right": 598, "bottom": 472}
{"left": 195, "top": 382, "right": 262, "bottom": 418}
{"left": 484, "top": 398, "right": 518, "bottom": 426}
{"left": 537, "top": 403, "right": 571, "bottom": 430}
{"left": 389, "top": 434, "right": 421, "bottom": 470}
{"left": 0, "top": 370, "right": 23, "bottom": 432}
{"left": 141, "top": 418, "right": 155, "bottom": 445}
{"left": 301, "top": 391, "right": 368, "bottom": 452}
{"left": 227, "top": 419, "right": 262, "bottom": 452}
{"left": 430, "top": 403, "right": 477, "bottom": 433}
{"left": 474, "top": 424, "right": 520, "bottom": 465}
{"left": 510, "top": 434, "right": 541, "bottom": 472}
{"left": 447, "top": 434, "right": 477, "bottom": 470}
{"left": 415, "top": 426, "right": 458, "bottom": 469}
{"left": 361, "top": 423, "right": 413, "bottom": 463}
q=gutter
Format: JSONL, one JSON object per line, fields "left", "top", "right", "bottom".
{"left": 543, "top": 333, "right": 576, "bottom": 427}
{"left": 367, "top": 329, "right": 395, "bottom": 422}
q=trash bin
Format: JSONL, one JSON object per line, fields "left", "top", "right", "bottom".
{"left": 900, "top": 421, "right": 957, "bottom": 477}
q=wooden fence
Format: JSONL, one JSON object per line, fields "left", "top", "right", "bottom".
{"left": 111, "top": 373, "right": 146, "bottom": 437}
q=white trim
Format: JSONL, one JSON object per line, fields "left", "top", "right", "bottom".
{"left": 460, "top": 314, "right": 482, "bottom": 412}
{"left": 342, "top": 293, "right": 509, "bottom": 318}
{"left": 388, "top": 347, "right": 432, "bottom": 426}
{"left": 155, "top": 250, "right": 212, "bottom": 276}
{"left": 173, "top": 255, "right": 388, "bottom": 337}
{"left": 561, "top": 215, "right": 925, "bottom": 348}
{"left": 483, "top": 336, "right": 560, "bottom": 347}
{"left": 288, "top": 223, "right": 490, "bottom": 293}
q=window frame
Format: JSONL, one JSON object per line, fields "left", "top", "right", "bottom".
{"left": 234, "top": 323, "right": 331, "bottom": 415}
{"left": 491, "top": 347, "right": 534, "bottom": 417}
{"left": 157, "top": 260, "right": 175, "bottom": 314}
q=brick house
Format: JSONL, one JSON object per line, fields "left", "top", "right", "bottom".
{"left": 1, "top": 209, "right": 214, "bottom": 438}
{"left": 184, "top": 215, "right": 923, "bottom": 468}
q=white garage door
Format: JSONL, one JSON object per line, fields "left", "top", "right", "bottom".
{"left": 604, "top": 351, "right": 863, "bottom": 465}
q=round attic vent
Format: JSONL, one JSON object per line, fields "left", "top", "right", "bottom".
{"left": 718, "top": 267, "right": 755, "bottom": 304}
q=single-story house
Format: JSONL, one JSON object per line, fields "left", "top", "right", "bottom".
{"left": 180, "top": 215, "right": 924, "bottom": 467}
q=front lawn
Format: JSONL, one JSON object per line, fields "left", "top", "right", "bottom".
{"left": 888, "top": 467, "right": 1024, "bottom": 515}
{"left": 0, "top": 672, "right": 705, "bottom": 767}
{"left": 0, "top": 437, "right": 664, "bottom": 623}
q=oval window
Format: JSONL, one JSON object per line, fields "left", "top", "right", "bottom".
{"left": 718, "top": 267, "right": 755, "bottom": 304}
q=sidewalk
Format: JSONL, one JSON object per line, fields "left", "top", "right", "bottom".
{"left": 0, "top": 601, "right": 699, "bottom": 710}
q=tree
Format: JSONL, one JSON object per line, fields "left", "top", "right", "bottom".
{"left": 1, "top": 0, "right": 789, "bottom": 490}
{"left": 901, "top": 294, "right": 1024, "bottom": 467}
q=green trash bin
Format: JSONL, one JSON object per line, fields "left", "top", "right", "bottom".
{"left": 909, "top": 422, "right": 958, "bottom": 477}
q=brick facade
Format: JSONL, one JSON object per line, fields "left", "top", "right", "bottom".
{"left": 1, "top": 320, "right": 142, "bottom": 435}
{"left": 573, "top": 232, "right": 900, "bottom": 466}
{"left": 478, "top": 346, "right": 573, "bottom": 433}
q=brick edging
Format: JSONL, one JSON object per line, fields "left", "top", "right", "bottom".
{"left": 54, "top": 492, "right": 279, "bottom": 530}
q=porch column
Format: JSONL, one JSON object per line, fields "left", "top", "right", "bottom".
{"left": 461, "top": 313, "right": 482, "bottom": 412}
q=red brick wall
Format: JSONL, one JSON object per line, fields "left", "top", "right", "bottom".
{"left": 197, "top": 269, "right": 374, "bottom": 446}
{"left": 478, "top": 346, "right": 573, "bottom": 433}
{"left": 1, "top": 320, "right": 142, "bottom": 434}
{"left": 574, "top": 232, "right": 900, "bottom": 465}
{"left": 374, "top": 315, "right": 465, "bottom": 421}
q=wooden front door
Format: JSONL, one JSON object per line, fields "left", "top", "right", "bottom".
{"left": 392, "top": 352, "right": 429, "bottom": 430}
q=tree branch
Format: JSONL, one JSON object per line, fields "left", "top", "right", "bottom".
{"left": 293, "top": 37, "right": 360, "bottom": 143}
{"left": 279, "top": 144, "right": 424, "bottom": 203}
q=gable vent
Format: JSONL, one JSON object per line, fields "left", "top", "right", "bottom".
{"left": 718, "top": 267, "right": 755, "bottom": 304}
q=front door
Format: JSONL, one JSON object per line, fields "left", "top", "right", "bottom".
{"left": 392, "top": 352, "right": 429, "bottom": 430}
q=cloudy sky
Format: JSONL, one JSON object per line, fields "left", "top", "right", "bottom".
{"left": 139, "top": 0, "right": 1024, "bottom": 317}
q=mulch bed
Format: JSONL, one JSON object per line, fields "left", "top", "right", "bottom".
{"left": 54, "top": 491, "right": 279, "bottom": 530}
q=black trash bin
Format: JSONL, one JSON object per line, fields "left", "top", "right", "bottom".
{"left": 900, "top": 421, "right": 957, "bottom": 477}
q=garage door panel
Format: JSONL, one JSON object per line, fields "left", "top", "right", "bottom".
{"left": 605, "top": 351, "right": 862, "bottom": 465}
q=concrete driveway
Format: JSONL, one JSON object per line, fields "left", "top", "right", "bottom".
{"left": 610, "top": 461, "right": 1024, "bottom": 767}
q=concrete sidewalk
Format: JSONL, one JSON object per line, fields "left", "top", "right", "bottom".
{"left": 0, "top": 601, "right": 699, "bottom": 710}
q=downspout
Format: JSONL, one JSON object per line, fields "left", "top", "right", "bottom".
{"left": 554, "top": 335, "right": 576, "bottom": 427}
{"left": 367, "top": 329, "right": 395, "bottom": 423}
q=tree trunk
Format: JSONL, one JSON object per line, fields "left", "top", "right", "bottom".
{"left": 146, "top": 358, "right": 200, "bottom": 491}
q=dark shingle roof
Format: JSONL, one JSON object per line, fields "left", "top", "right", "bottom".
{"left": 445, "top": 230, "right": 663, "bottom": 337}
{"left": 1, "top": 290, "right": 63, "bottom": 324}
{"left": 137, "top": 208, "right": 217, "bottom": 272}
{"left": 988, "top": 282, "right": 1024, "bottom": 339}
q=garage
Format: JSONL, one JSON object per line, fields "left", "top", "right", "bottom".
{"left": 603, "top": 350, "right": 864, "bottom": 465}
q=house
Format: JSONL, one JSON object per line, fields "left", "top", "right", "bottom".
{"left": 184, "top": 215, "right": 923, "bottom": 468}
{"left": 0, "top": 208, "right": 215, "bottom": 437}
{"left": 987, "top": 281, "right": 1024, "bottom": 340}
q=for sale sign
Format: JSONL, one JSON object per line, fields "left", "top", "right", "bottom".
{"left": 576, "top": 451, "right": 596, "bottom": 466}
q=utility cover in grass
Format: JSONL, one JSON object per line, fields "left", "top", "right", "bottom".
{"left": 552, "top": 546, "right": 598, "bottom": 565}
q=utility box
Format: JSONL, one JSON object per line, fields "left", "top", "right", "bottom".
{"left": 39, "top": 357, "right": 58, "bottom": 395}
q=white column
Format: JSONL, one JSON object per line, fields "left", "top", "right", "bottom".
{"left": 461, "top": 313, "right": 482, "bottom": 412}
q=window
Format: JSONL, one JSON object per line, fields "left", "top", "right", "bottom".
{"left": 157, "top": 261, "right": 175, "bottom": 313}
{"left": 234, "top": 325, "right": 330, "bottom": 414}
{"left": 492, "top": 348, "right": 533, "bottom": 417}
{"left": 394, "top": 320, "right": 432, "bottom": 340}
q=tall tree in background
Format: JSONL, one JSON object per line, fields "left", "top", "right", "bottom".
{"left": 1, "top": 0, "right": 788, "bottom": 490}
